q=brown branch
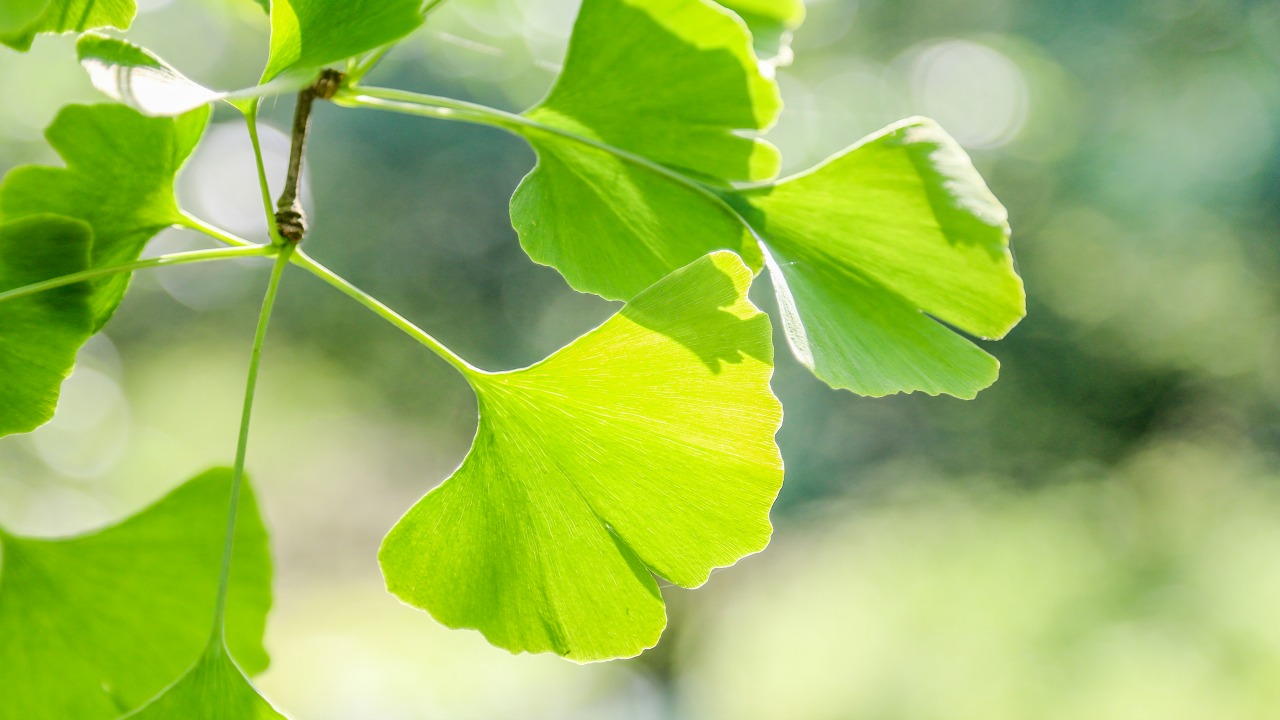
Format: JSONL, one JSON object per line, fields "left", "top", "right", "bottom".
{"left": 274, "top": 69, "right": 344, "bottom": 244}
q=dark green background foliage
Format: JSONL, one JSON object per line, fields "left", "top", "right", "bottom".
{"left": 0, "top": 0, "right": 1277, "bottom": 716}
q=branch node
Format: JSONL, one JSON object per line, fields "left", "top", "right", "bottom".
{"left": 315, "top": 69, "right": 345, "bottom": 101}
{"left": 271, "top": 70, "right": 346, "bottom": 246}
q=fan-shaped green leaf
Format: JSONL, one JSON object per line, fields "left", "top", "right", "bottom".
{"left": 527, "top": 0, "right": 780, "bottom": 183}
{"left": 510, "top": 137, "right": 760, "bottom": 301}
{"left": 0, "top": 216, "right": 94, "bottom": 438}
{"left": 261, "top": 0, "right": 424, "bottom": 82}
{"left": 0, "top": 0, "right": 134, "bottom": 52}
{"left": 0, "top": 468, "right": 273, "bottom": 719}
{"left": 381, "top": 251, "right": 782, "bottom": 661}
{"left": 124, "top": 643, "right": 286, "bottom": 720}
{"left": 508, "top": 0, "right": 779, "bottom": 300}
{"left": 0, "top": 103, "right": 209, "bottom": 327}
{"left": 729, "top": 117, "right": 1026, "bottom": 397}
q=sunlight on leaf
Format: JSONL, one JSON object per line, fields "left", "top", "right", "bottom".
{"left": 730, "top": 118, "right": 1026, "bottom": 398}
{"left": 77, "top": 34, "right": 312, "bottom": 117}
{"left": 381, "top": 251, "right": 783, "bottom": 662}
{"left": 0, "top": 0, "right": 134, "bottom": 52}
{"left": 511, "top": 137, "right": 760, "bottom": 301}
{"left": 0, "top": 469, "right": 273, "bottom": 719}
{"left": 261, "top": 0, "right": 423, "bottom": 82}
{"left": 0, "top": 103, "right": 209, "bottom": 327}
{"left": 124, "top": 642, "right": 286, "bottom": 720}
{"left": 0, "top": 217, "right": 94, "bottom": 438}
{"left": 525, "top": 0, "right": 781, "bottom": 183}
{"left": 510, "top": 0, "right": 779, "bottom": 301}
{"left": 77, "top": 34, "right": 222, "bottom": 117}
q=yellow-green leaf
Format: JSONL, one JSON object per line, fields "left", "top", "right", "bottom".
{"left": 0, "top": 0, "right": 134, "bottom": 52}
{"left": 0, "top": 216, "right": 94, "bottom": 437}
{"left": 0, "top": 103, "right": 209, "bottom": 327}
{"left": 381, "top": 252, "right": 783, "bottom": 661}
{"left": 0, "top": 469, "right": 273, "bottom": 719}
{"left": 730, "top": 118, "right": 1026, "bottom": 397}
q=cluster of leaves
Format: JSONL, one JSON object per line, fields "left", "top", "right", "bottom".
{"left": 0, "top": 0, "right": 1024, "bottom": 716}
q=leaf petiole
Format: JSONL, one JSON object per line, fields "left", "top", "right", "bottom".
{"left": 0, "top": 244, "right": 274, "bottom": 307}
{"left": 290, "top": 249, "right": 480, "bottom": 379}
{"left": 240, "top": 107, "right": 286, "bottom": 246}
{"left": 177, "top": 212, "right": 262, "bottom": 248}
{"left": 210, "top": 244, "right": 294, "bottom": 639}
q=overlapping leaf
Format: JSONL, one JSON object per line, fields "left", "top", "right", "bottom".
{"left": 261, "top": 0, "right": 424, "bottom": 82}
{"left": 76, "top": 34, "right": 309, "bottom": 117}
{"left": 0, "top": 0, "right": 47, "bottom": 37}
{"left": 381, "top": 252, "right": 783, "bottom": 661}
{"left": 729, "top": 118, "right": 1025, "bottom": 398}
{"left": 0, "top": 102, "right": 209, "bottom": 327}
{"left": 0, "top": 468, "right": 273, "bottom": 719}
{"left": 0, "top": 0, "right": 134, "bottom": 52}
{"left": 124, "top": 643, "right": 286, "bottom": 720}
{"left": 76, "top": 34, "right": 217, "bottom": 115}
{"left": 498, "top": 0, "right": 1024, "bottom": 398}
{"left": 0, "top": 216, "right": 94, "bottom": 438}
{"left": 509, "top": 0, "right": 780, "bottom": 300}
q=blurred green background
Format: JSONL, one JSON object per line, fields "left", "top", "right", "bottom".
{"left": 2, "top": 0, "right": 1280, "bottom": 716}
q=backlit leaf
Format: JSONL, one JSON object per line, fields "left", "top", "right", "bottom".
{"left": 77, "top": 34, "right": 222, "bottom": 117}
{"left": 77, "top": 34, "right": 311, "bottom": 117}
{"left": 0, "top": 468, "right": 273, "bottom": 719}
{"left": 527, "top": 0, "right": 780, "bottom": 183}
{"left": 0, "top": 103, "right": 210, "bottom": 327}
{"left": 729, "top": 118, "right": 1026, "bottom": 397}
{"left": 509, "top": 0, "right": 779, "bottom": 300}
{"left": 510, "top": 138, "right": 760, "bottom": 301}
{"left": 124, "top": 643, "right": 286, "bottom": 720}
{"left": 0, "top": 0, "right": 134, "bottom": 52}
{"left": 381, "top": 252, "right": 782, "bottom": 661}
{"left": 0, "top": 216, "right": 94, "bottom": 438}
{"left": 261, "top": 0, "right": 424, "bottom": 82}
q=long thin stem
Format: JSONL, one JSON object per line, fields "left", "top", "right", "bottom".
{"left": 291, "top": 249, "right": 480, "bottom": 378}
{"left": 210, "top": 245, "right": 294, "bottom": 638}
{"left": 0, "top": 245, "right": 274, "bottom": 306}
{"left": 178, "top": 212, "right": 261, "bottom": 248}
{"left": 333, "top": 86, "right": 748, "bottom": 224}
{"left": 242, "top": 107, "right": 285, "bottom": 245}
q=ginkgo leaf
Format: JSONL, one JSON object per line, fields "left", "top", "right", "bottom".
{"left": 77, "top": 34, "right": 222, "bottom": 116}
{"left": 0, "top": 468, "right": 273, "bottom": 720}
{"left": 0, "top": 0, "right": 47, "bottom": 36}
{"left": 381, "top": 251, "right": 783, "bottom": 662}
{"left": 124, "top": 643, "right": 286, "bottom": 720}
{"left": 510, "top": 138, "right": 761, "bottom": 301}
{"left": 715, "top": 0, "right": 805, "bottom": 62}
{"left": 0, "top": 0, "right": 134, "bottom": 52}
{"left": 729, "top": 118, "right": 1026, "bottom": 398}
{"left": 77, "top": 33, "right": 311, "bottom": 117}
{"left": 526, "top": 0, "right": 780, "bottom": 183}
{"left": 0, "top": 216, "right": 94, "bottom": 438}
{"left": 508, "top": 0, "right": 780, "bottom": 301}
{"left": 261, "top": 0, "right": 424, "bottom": 82}
{"left": 0, "top": 102, "right": 209, "bottom": 327}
